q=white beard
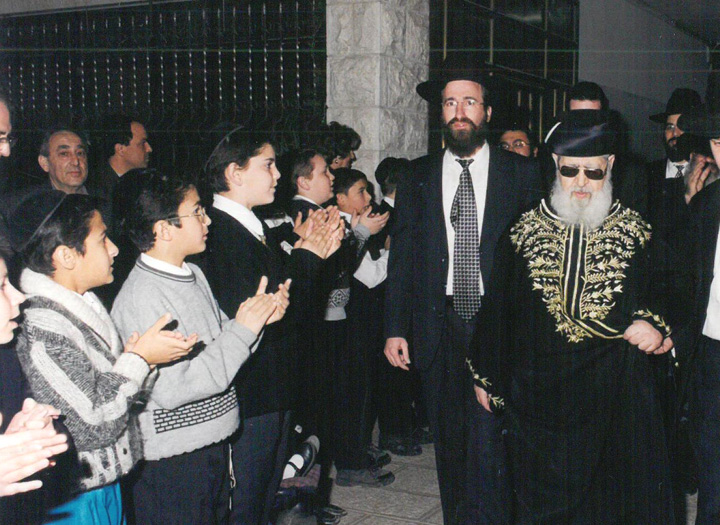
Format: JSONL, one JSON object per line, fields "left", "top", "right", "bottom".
{"left": 550, "top": 171, "right": 613, "bottom": 230}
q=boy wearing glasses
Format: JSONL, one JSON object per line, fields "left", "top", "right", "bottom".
{"left": 111, "top": 172, "right": 290, "bottom": 524}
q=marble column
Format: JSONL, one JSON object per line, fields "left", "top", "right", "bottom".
{"left": 326, "top": 0, "right": 429, "bottom": 199}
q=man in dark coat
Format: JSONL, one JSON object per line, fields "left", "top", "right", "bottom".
{"left": 677, "top": 110, "right": 720, "bottom": 524}
{"left": 469, "top": 110, "right": 675, "bottom": 523}
{"left": 383, "top": 56, "right": 544, "bottom": 524}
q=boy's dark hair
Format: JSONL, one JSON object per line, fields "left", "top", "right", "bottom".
{"left": 290, "top": 148, "right": 320, "bottom": 189}
{"left": 39, "top": 127, "right": 88, "bottom": 158}
{"left": 317, "top": 122, "right": 361, "bottom": 163}
{"left": 203, "top": 129, "right": 273, "bottom": 194}
{"left": 22, "top": 195, "right": 100, "bottom": 276}
{"left": 125, "top": 170, "right": 196, "bottom": 253}
{"left": 569, "top": 81, "right": 608, "bottom": 109}
{"left": 99, "top": 113, "right": 137, "bottom": 160}
{"left": 375, "top": 157, "right": 410, "bottom": 196}
{"left": 332, "top": 167, "right": 367, "bottom": 196}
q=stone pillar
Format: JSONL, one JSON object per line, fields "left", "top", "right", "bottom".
{"left": 326, "top": 0, "right": 429, "bottom": 200}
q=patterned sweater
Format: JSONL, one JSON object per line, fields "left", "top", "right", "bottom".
{"left": 111, "top": 258, "right": 258, "bottom": 460}
{"left": 16, "top": 269, "right": 152, "bottom": 491}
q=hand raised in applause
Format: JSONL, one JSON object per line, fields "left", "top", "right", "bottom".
{"left": 124, "top": 313, "right": 198, "bottom": 367}
{"left": 353, "top": 207, "right": 389, "bottom": 235}
{"left": 0, "top": 409, "right": 69, "bottom": 497}
{"left": 235, "top": 276, "right": 285, "bottom": 334}
{"left": 296, "top": 208, "right": 344, "bottom": 259}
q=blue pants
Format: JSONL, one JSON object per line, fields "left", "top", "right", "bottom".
{"left": 694, "top": 336, "right": 720, "bottom": 524}
{"left": 47, "top": 482, "right": 124, "bottom": 525}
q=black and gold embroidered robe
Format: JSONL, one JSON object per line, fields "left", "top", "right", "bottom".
{"left": 468, "top": 200, "right": 674, "bottom": 524}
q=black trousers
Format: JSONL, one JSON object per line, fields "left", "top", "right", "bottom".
{"left": 693, "top": 336, "right": 720, "bottom": 524}
{"left": 127, "top": 442, "right": 229, "bottom": 525}
{"left": 230, "top": 410, "right": 291, "bottom": 525}
{"left": 420, "top": 300, "right": 510, "bottom": 525}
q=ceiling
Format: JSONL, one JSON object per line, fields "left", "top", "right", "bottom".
{"left": 639, "top": 0, "right": 720, "bottom": 47}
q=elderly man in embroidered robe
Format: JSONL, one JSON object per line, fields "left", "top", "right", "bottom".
{"left": 467, "top": 110, "right": 675, "bottom": 523}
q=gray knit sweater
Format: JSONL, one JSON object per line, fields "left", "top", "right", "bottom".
{"left": 16, "top": 269, "right": 152, "bottom": 491}
{"left": 111, "top": 258, "right": 257, "bottom": 460}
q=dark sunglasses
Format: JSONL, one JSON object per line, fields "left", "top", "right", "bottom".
{"left": 559, "top": 165, "right": 606, "bottom": 180}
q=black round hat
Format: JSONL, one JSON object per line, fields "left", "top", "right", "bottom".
{"left": 649, "top": 88, "right": 703, "bottom": 123}
{"left": 416, "top": 54, "right": 496, "bottom": 104}
{"left": 6, "top": 188, "right": 67, "bottom": 252}
{"left": 545, "top": 110, "right": 615, "bottom": 157}
{"left": 677, "top": 107, "right": 720, "bottom": 140}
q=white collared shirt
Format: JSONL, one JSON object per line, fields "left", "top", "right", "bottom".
{"left": 339, "top": 210, "right": 388, "bottom": 288}
{"left": 213, "top": 194, "right": 265, "bottom": 242}
{"left": 382, "top": 196, "right": 395, "bottom": 208}
{"left": 442, "top": 144, "right": 489, "bottom": 296}
{"left": 291, "top": 195, "right": 321, "bottom": 207}
{"left": 704, "top": 229, "right": 720, "bottom": 341}
{"left": 665, "top": 158, "right": 688, "bottom": 179}
{"left": 140, "top": 253, "right": 192, "bottom": 277}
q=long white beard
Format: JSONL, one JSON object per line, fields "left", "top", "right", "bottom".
{"left": 550, "top": 171, "right": 613, "bottom": 230}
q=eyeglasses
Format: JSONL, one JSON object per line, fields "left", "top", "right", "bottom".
{"left": 442, "top": 99, "right": 486, "bottom": 110}
{"left": 559, "top": 165, "right": 606, "bottom": 180}
{"left": 0, "top": 135, "right": 17, "bottom": 147}
{"left": 167, "top": 206, "right": 207, "bottom": 223}
{"left": 500, "top": 140, "right": 529, "bottom": 151}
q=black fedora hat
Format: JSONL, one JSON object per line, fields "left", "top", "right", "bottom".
{"left": 649, "top": 88, "right": 703, "bottom": 123}
{"left": 545, "top": 109, "right": 615, "bottom": 157}
{"left": 677, "top": 107, "right": 720, "bottom": 140}
{"left": 416, "top": 54, "right": 496, "bottom": 104}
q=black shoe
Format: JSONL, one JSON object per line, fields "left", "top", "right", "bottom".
{"left": 315, "top": 507, "right": 342, "bottom": 524}
{"left": 283, "top": 435, "right": 320, "bottom": 479}
{"left": 321, "top": 504, "right": 347, "bottom": 517}
{"left": 366, "top": 443, "right": 391, "bottom": 468}
{"left": 412, "top": 426, "right": 434, "bottom": 445}
{"left": 379, "top": 435, "right": 422, "bottom": 457}
{"left": 335, "top": 466, "right": 395, "bottom": 487}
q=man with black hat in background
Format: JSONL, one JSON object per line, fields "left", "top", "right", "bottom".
{"left": 469, "top": 109, "right": 675, "bottom": 523}
{"left": 674, "top": 110, "right": 720, "bottom": 524}
{"left": 383, "top": 57, "right": 543, "bottom": 524}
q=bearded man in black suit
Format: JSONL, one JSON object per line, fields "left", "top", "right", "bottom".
{"left": 383, "top": 57, "right": 543, "bottom": 524}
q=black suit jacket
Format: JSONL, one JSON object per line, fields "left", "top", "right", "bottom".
{"left": 203, "top": 206, "right": 321, "bottom": 418}
{"left": 384, "top": 147, "right": 544, "bottom": 370}
{"left": 288, "top": 197, "right": 321, "bottom": 222}
{"left": 645, "top": 159, "right": 695, "bottom": 332}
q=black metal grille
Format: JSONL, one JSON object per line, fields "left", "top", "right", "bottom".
{"left": 0, "top": 0, "right": 327, "bottom": 181}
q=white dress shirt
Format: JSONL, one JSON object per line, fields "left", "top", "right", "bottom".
{"left": 442, "top": 143, "right": 489, "bottom": 296}
{"left": 339, "top": 210, "right": 388, "bottom": 289}
{"left": 213, "top": 194, "right": 265, "bottom": 242}
{"left": 703, "top": 229, "right": 720, "bottom": 340}
{"left": 665, "top": 158, "right": 688, "bottom": 179}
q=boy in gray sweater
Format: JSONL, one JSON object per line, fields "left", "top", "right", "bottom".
{"left": 111, "top": 171, "right": 290, "bottom": 524}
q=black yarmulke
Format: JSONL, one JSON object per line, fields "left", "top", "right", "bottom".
{"left": 6, "top": 188, "right": 67, "bottom": 252}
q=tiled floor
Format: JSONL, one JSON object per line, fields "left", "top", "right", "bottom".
{"left": 278, "top": 444, "right": 700, "bottom": 524}
{"left": 277, "top": 444, "right": 442, "bottom": 524}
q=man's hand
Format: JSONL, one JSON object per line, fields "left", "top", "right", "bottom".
{"left": 623, "top": 320, "right": 663, "bottom": 353}
{"left": 384, "top": 337, "right": 410, "bottom": 371}
{"left": 0, "top": 412, "right": 69, "bottom": 497}
{"left": 125, "top": 313, "right": 198, "bottom": 366}
{"left": 686, "top": 154, "right": 716, "bottom": 203}
{"left": 654, "top": 336, "right": 674, "bottom": 355}
{"left": 235, "top": 276, "right": 279, "bottom": 335}
{"left": 474, "top": 385, "right": 492, "bottom": 413}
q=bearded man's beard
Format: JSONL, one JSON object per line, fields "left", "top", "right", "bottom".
{"left": 443, "top": 118, "right": 488, "bottom": 157}
{"left": 665, "top": 136, "right": 685, "bottom": 163}
{"left": 550, "top": 171, "right": 613, "bottom": 230}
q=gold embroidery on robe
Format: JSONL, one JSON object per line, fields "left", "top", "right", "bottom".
{"left": 510, "top": 201, "right": 652, "bottom": 342}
